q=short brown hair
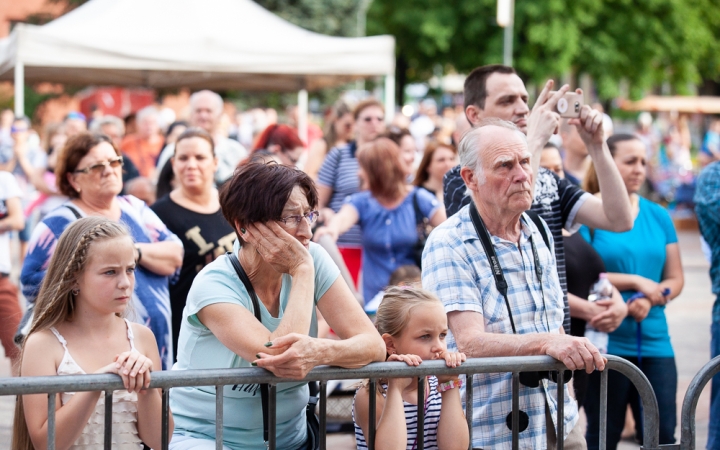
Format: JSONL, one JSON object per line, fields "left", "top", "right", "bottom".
{"left": 55, "top": 133, "right": 120, "bottom": 198}
{"left": 464, "top": 65, "right": 517, "bottom": 111}
{"left": 175, "top": 127, "right": 215, "bottom": 156}
{"left": 413, "top": 140, "right": 457, "bottom": 188}
{"left": 219, "top": 162, "right": 318, "bottom": 238}
{"left": 353, "top": 98, "right": 385, "bottom": 121}
{"left": 357, "top": 137, "right": 406, "bottom": 200}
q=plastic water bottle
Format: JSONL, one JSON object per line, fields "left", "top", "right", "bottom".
{"left": 585, "top": 273, "right": 613, "bottom": 354}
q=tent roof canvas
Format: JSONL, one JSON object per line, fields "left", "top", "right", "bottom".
{"left": 0, "top": 0, "right": 395, "bottom": 91}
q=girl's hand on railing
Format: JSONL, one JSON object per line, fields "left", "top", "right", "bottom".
{"left": 95, "top": 351, "right": 153, "bottom": 393}
{"left": 436, "top": 351, "right": 466, "bottom": 383}
{"left": 387, "top": 353, "right": 423, "bottom": 366}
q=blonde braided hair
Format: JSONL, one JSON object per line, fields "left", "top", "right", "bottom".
{"left": 13, "top": 216, "right": 133, "bottom": 450}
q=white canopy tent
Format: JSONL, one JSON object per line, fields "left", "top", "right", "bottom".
{"left": 0, "top": 0, "right": 396, "bottom": 139}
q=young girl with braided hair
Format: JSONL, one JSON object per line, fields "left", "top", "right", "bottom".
{"left": 12, "top": 217, "right": 172, "bottom": 450}
{"left": 353, "top": 286, "right": 469, "bottom": 450}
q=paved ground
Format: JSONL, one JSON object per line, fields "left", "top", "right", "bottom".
{"left": 0, "top": 231, "right": 715, "bottom": 449}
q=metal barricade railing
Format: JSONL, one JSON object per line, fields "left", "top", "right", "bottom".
{"left": 0, "top": 355, "right": 661, "bottom": 450}
{"left": 679, "top": 355, "right": 720, "bottom": 450}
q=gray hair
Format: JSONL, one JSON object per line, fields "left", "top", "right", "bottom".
{"left": 136, "top": 105, "right": 159, "bottom": 123}
{"left": 458, "top": 118, "right": 526, "bottom": 185}
{"left": 189, "top": 90, "right": 223, "bottom": 117}
{"left": 89, "top": 115, "right": 125, "bottom": 135}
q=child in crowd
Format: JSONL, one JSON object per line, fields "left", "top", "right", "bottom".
{"left": 364, "top": 265, "right": 422, "bottom": 316}
{"left": 12, "top": 217, "right": 171, "bottom": 450}
{"left": 353, "top": 286, "right": 469, "bottom": 450}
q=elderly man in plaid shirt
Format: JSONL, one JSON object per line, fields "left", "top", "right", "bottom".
{"left": 422, "top": 118, "right": 606, "bottom": 449}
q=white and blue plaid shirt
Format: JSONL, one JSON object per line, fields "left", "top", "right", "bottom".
{"left": 421, "top": 204, "right": 579, "bottom": 449}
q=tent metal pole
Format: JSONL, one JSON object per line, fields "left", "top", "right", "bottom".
{"left": 14, "top": 61, "right": 24, "bottom": 117}
{"left": 384, "top": 74, "right": 395, "bottom": 123}
{"left": 298, "top": 89, "right": 309, "bottom": 146}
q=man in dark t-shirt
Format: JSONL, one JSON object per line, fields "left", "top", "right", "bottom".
{"left": 443, "top": 65, "right": 633, "bottom": 332}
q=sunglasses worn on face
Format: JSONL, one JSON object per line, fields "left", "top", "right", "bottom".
{"left": 362, "top": 116, "right": 384, "bottom": 123}
{"left": 74, "top": 157, "right": 124, "bottom": 175}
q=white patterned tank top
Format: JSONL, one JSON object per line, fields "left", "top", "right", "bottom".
{"left": 50, "top": 319, "right": 143, "bottom": 449}
{"left": 353, "top": 376, "right": 443, "bottom": 450}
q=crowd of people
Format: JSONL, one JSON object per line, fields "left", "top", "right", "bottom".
{"left": 1, "top": 61, "right": 718, "bottom": 450}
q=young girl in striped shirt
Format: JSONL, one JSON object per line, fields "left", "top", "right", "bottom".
{"left": 353, "top": 286, "right": 469, "bottom": 450}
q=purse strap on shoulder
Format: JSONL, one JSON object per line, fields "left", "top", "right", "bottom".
{"left": 227, "top": 252, "right": 270, "bottom": 444}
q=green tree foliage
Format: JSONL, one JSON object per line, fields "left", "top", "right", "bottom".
{"left": 253, "top": 0, "right": 361, "bottom": 37}
{"left": 367, "top": 0, "right": 720, "bottom": 100}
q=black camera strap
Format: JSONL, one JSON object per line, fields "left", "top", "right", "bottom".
{"left": 227, "top": 252, "right": 271, "bottom": 444}
{"left": 468, "top": 203, "right": 548, "bottom": 334}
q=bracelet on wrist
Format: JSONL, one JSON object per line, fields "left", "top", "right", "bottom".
{"left": 437, "top": 378, "right": 463, "bottom": 393}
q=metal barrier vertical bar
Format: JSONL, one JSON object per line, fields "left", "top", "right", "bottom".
{"left": 512, "top": 373, "right": 520, "bottom": 449}
{"left": 161, "top": 388, "right": 169, "bottom": 450}
{"left": 47, "top": 393, "right": 56, "bottom": 450}
{"left": 216, "top": 385, "right": 224, "bottom": 450}
{"left": 465, "top": 374, "right": 473, "bottom": 450}
{"left": 599, "top": 370, "right": 608, "bottom": 450}
{"left": 556, "top": 371, "right": 564, "bottom": 450}
{"left": 268, "top": 384, "right": 277, "bottom": 450}
{"left": 104, "top": 390, "right": 113, "bottom": 450}
{"left": 319, "top": 381, "right": 327, "bottom": 450}
{"left": 417, "top": 376, "right": 425, "bottom": 450}
{"left": 369, "top": 379, "right": 377, "bottom": 450}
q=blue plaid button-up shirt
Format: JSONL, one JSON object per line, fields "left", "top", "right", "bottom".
{"left": 695, "top": 161, "right": 720, "bottom": 322}
{"left": 421, "top": 204, "right": 579, "bottom": 449}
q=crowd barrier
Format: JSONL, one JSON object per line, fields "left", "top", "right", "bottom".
{"left": 0, "top": 354, "right": 677, "bottom": 450}
{"left": 678, "top": 355, "right": 720, "bottom": 450}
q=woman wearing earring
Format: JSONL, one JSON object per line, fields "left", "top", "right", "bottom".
{"left": 20, "top": 132, "right": 183, "bottom": 370}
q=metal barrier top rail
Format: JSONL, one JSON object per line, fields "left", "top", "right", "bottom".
{"left": 0, "top": 355, "right": 661, "bottom": 450}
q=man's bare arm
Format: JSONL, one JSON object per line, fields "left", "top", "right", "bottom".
{"left": 447, "top": 310, "right": 605, "bottom": 373}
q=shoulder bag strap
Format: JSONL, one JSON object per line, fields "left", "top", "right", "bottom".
{"left": 412, "top": 189, "right": 424, "bottom": 226}
{"left": 64, "top": 204, "right": 83, "bottom": 220}
{"left": 468, "top": 203, "right": 517, "bottom": 334}
{"left": 227, "top": 252, "right": 270, "bottom": 444}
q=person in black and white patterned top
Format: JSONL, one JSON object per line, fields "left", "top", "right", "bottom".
{"left": 443, "top": 64, "right": 633, "bottom": 333}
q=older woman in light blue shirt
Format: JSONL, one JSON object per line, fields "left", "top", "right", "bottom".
{"left": 170, "top": 163, "right": 384, "bottom": 450}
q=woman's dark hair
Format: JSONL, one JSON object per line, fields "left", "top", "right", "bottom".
{"left": 174, "top": 127, "right": 215, "bottom": 156}
{"left": 253, "top": 124, "right": 304, "bottom": 153}
{"left": 155, "top": 158, "right": 175, "bottom": 200}
{"left": 413, "top": 141, "right": 457, "bottom": 188}
{"left": 583, "top": 133, "right": 641, "bottom": 194}
{"left": 357, "top": 137, "right": 406, "bottom": 200}
{"left": 219, "top": 162, "right": 318, "bottom": 240}
{"left": 166, "top": 120, "right": 189, "bottom": 139}
{"left": 55, "top": 133, "right": 120, "bottom": 198}
{"left": 606, "top": 134, "right": 640, "bottom": 156}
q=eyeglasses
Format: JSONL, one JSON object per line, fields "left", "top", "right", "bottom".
{"left": 278, "top": 210, "right": 319, "bottom": 227}
{"left": 74, "top": 157, "right": 124, "bottom": 175}
{"left": 361, "top": 116, "right": 384, "bottom": 123}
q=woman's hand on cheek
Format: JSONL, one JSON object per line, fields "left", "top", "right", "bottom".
{"left": 242, "top": 223, "right": 312, "bottom": 275}
{"left": 253, "top": 333, "right": 320, "bottom": 379}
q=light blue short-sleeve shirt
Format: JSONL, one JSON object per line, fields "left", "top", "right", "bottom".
{"left": 170, "top": 242, "right": 340, "bottom": 450}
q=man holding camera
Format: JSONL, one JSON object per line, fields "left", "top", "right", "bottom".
{"left": 444, "top": 65, "right": 632, "bottom": 335}
{"left": 423, "top": 118, "right": 606, "bottom": 449}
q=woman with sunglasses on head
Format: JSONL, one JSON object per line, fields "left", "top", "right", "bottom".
{"left": 316, "top": 99, "right": 387, "bottom": 289}
{"left": 20, "top": 132, "right": 183, "bottom": 370}
{"left": 251, "top": 124, "right": 305, "bottom": 168}
{"left": 151, "top": 128, "right": 236, "bottom": 361}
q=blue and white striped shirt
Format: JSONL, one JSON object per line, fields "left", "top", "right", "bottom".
{"left": 317, "top": 142, "right": 362, "bottom": 247}
{"left": 353, "top": 376, "right": 443, "bottom": 450}
{"left": 421, "top": 205, "right": 579, "bottom": 449}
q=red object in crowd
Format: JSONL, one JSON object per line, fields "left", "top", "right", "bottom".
{"left": 77, "top": 87, "right": 155, "bottom": 119}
